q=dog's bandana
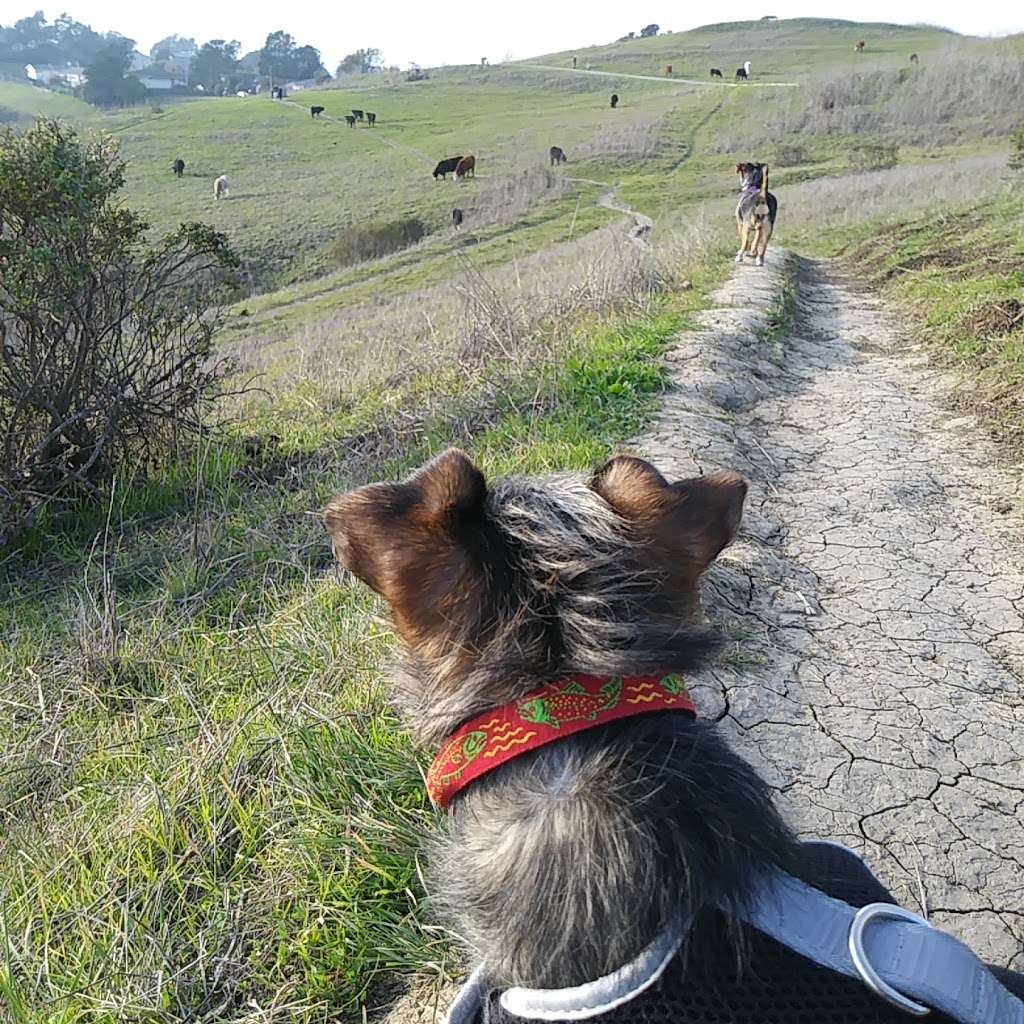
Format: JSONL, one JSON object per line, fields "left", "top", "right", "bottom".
{"left": 426, "top": 673, "right": 697, "bottom": 808}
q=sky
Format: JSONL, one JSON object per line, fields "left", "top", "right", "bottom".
{"left": 5, "top": 0, "right": 1022, "bottom": 71}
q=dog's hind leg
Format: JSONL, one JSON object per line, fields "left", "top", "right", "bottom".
{"left": 735, "top": 221, "right": 750, "bottom": 262}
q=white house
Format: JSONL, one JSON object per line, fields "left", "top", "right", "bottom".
{"left": 24, "top": 63, "right": 86, "bottom": 87}
{"left": 136, "top": 65, "right": 187, "bottom": 90}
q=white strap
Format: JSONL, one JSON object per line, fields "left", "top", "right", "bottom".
{"left": 743, "top": 868, "right": 1024, "bottom": 1023}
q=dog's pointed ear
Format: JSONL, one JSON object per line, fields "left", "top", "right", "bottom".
{"left": 323, "top": 448, "right": 487, "bottom": 598}
{"left": 591, "top": 454, "right": 747, "bottom": 577}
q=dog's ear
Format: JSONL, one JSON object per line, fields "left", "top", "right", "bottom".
{"left": 323, "top": 448, "right": 487, "bottom": 615}
{"left": 592, "top": 454, "right": 747, "bottom": 582}
{"left": 735, "top": 163, "right": 747, "bottom": 176}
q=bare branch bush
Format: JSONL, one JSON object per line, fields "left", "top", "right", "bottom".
{"left": 0, "top": 120, "right": 239, "bottom": 547}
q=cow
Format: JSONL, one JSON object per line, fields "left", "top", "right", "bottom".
{"left": 610, "top": 93, "right": 619, "bottom": 108}
{"left": 665, "top": 64, "right": 673, "bottom": 76}
{"left": 433, "top": 157, "right": 462, "bottom": 180}
{"left": 213, "top": 175, "right": 229, "bottom": 200}
{"left": 735, "top": 68, "right": 748, "bottom": 80}
{"left": 311, "top": 105, "right": 325, "bottom": 118}
{"left": 455, "top": 154, "right": 476, "bottom": 180}
{"left": 909, "top": 52, "right": 919, "bottom": 64}
{"left": 452, "top": 208, "right": 464, "bottom": 228}
{"left": 345, "top": 115, "right": 356, "bottom": 127}
{"left": 854, "top": 40, "right": 865, "bottom": 52}
{"left": 367, "top": 112, "right": 377, "bottom": 126}
{"left": 710, "top": 68, "right": 723, "bottom": 78}
{"left": 549, "top": 145, "right": 567, "bottom": 166}
{"left": 172, "top": 158, "right": 185, "bottom": 178}
{"left": 352, "top": 109, "right": 364, "bottom": 121}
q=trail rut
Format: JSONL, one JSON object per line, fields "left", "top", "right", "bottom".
{"left": 640, "top": 252, "right": 1024, "bottom": 968}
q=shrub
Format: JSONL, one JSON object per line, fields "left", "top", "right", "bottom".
{"left": 1010, "top": 123, "right": 1024, "bottom": 169}
{"left": 774, "top": 144, "right": 808, "bottom": 166}
{"left": 849, "top": 143, "right": 899, "bottom": 171}
{"left": 328, "top": 217, "right": 427, "bottom": 267}
{"left": 0, "top": 120, "right": 238, "bottom": 547}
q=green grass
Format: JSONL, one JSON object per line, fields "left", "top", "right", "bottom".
{"left": 0, "top": 81, "right": 93, "bottom": 120}
{"left": 794, "top": 194, "right": 1024, "bottom": 449}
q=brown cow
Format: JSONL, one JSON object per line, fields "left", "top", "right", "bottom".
{"left": 455, "top": 154, "right": 476, "bottom": 180}
{"left": 854, "top": 40, "right": 865, "bottom": 52}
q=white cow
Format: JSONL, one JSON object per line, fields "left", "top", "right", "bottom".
{"left": 213, "top": 175, "right": 230, "bottom": 200}
{"left": 743, "top": 60, "right": 752, "bottom": 76}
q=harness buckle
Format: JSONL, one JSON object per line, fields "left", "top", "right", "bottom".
{"left": 848, "top": 903, "right": 932, "bottom": 1017}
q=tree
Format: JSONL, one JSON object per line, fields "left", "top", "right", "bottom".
{"left": 191, "top": 39, "right": 240, "bottom": 93}
{"left": 258, "top": 30, "right": 324, "bottom": 81}
{"left": 335, "top": 47, "right": 383, "bottom": 76}
{"left": 639, "top": 23, "right": 660, "bottom": 37}
{"left": 0, "top": 120, "right": 239, "bottom": 547}
{"left": 150, "top": 34, "right": 196, "bottom": 60}
{"left": 83, "top": 37, "right": 146, "bottom": 106}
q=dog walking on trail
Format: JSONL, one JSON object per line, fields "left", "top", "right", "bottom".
{"left": 734, "top": 161, "right": 777, "bottom": 266}
{"left": 324, "top": 449, "right": 1024, "bottom": 1024}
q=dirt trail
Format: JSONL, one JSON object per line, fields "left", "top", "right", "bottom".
{"left": 640, "top": 252, "right": 1024, "bottom": 968}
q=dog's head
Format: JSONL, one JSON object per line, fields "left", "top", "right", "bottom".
{"left": 324, "top": 450, "right": 747, "bottom": 688}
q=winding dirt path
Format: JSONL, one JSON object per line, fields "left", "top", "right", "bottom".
{"left": 640, "top": 252, "right": 1024, "bottom": 968}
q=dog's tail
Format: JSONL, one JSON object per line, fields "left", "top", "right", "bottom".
{"left": 760, "top": 163, "right": 769, "bottom": 200}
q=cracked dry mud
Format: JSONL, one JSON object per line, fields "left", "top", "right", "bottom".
{"left": 641, "top": 252, "right": 1024, "bottom": 970}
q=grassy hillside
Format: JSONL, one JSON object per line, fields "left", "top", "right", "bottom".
{"left": 535, "top": 17, "right": 958, "bottom": 81}
{"left": 2, "top": 17, "right": 1022, "bottom": 1022}
{"left": 0, "top": 80, "right": 93, "bottom": 120}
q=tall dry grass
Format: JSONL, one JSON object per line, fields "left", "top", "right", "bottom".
{"left": 713, "top": 44, "right": 1024, "bottom": 151}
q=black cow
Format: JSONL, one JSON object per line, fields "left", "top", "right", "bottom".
{"left": 735, "top": 68, "right": 748, "bottom": 80}
{"left": 452, "top": 208, "right": 464, "bottom": 228}
{"left": 345, "top": 115, "right": 356, "bottom": 127}
{"left": 352, "top": 109, "right": 364, "bottom": 121}
{"left": 367, "top": 112, "right": 376, "bottom": 126}
{"left": 311, "top": 105, "right": 325, "bottom": 118}
{"left": 172, "top": 158, "right": 185, "bottom": 178}
{"left": 549, "top": 145, "right": 567, "bottom": 166}
{"left": 610, "top": 93, "right": 619, "bottom": 108}
{"left": 710, "top": 68, "right": 723, "bottom": 78}
{"left": 433, "top": 156, "right": 462, "bottom": 180}
{"left": 909, "top": 52, "right": 919, "bottom": 64}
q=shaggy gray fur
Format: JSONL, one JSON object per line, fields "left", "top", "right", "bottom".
{"left": 390, "top": 474, "right": 799, "bottom": 989}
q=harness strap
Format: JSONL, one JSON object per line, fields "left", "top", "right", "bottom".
{"left": 743, "top": 870, "right": 1024, "bottom": 1024}
{"left": 444, "top": 858, "right": 1024, "bottom": 1023}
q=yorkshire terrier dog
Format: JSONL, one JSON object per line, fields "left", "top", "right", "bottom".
{"left": 325, "top": 449, "right": 1023, "bottom": 1024}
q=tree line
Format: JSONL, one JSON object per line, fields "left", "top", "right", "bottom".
{"left": 1, "top": 11, "right": 384, "bottom": 107}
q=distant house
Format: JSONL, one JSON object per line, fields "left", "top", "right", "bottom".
{"left": 136, "top": 65, "right": 187, "bottom": 90}
{"left": 24, "top": 63, "right": 86, "bottom": 87}
{"left": 284, "top": 78, "right": 319, "bottom": 92}
{"left": 128, "top": 50, "right": 151, "bottom": 72}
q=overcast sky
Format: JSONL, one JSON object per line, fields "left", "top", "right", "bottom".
{"left": 6, "top": 1, "right": 1022, "bottom": 70}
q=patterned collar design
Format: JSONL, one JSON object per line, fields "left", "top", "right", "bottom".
{"left": 426, "top": 673, "right": 697, "bottom": 808}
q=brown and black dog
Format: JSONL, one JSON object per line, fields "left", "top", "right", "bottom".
{"left": 735, "top": 162, "right": 778, "bottom": 267}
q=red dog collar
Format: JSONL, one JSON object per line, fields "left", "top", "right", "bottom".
{"left": 426, "top": 672, "right": 697, "bottom": 808}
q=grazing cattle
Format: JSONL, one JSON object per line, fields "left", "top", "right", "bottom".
{"left": 311, "top": 105, "right": 325, "bottom": 118}
{"left": 433, "top": 156, "right": 462, "bottom": 180}
{"left": 345, "top": 115, "right": 356, "bottom": 127}
{"left": 909, "top": 52, "right": 919, "bottom": 64}
{"left": 743, "top": 60, "right": 752, "bottom": 76}
{"left": 452, "top": 208, "right": 464, "bottom": 228}
{"left": 735, "top": 67, "right": 748, "bottom": 80}
{"left": 610, "top": 93, "right": 619, "bottom": 108}
{"left": 172, "top": 158, "right": 185, "bottom": 178}
{"left": 213, "top": 175, "right": 229, "bottom": 200}
{"left": 455, "top": 154, "right": 476, "bottom": 180}
{"left": 352, "top": 109, "right": 364, "bottom": 121}
{"left": 549, "top": 145, "right": 567, "bottom": 166}
{"left": 855, "top": 40, "right": 865, "bottom": 52}
{"left": 665, "top": 64, "right": 672, "bottom": 76}
{"left": 366, "top": 111, "right": 376, "bottom": 126}
{"left": 710, "top": 68, "right": 723, "bottom": 78}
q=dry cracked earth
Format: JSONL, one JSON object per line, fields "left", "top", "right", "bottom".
{"left": 642, "top": 252, "right": 1024, "bottom": 970}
